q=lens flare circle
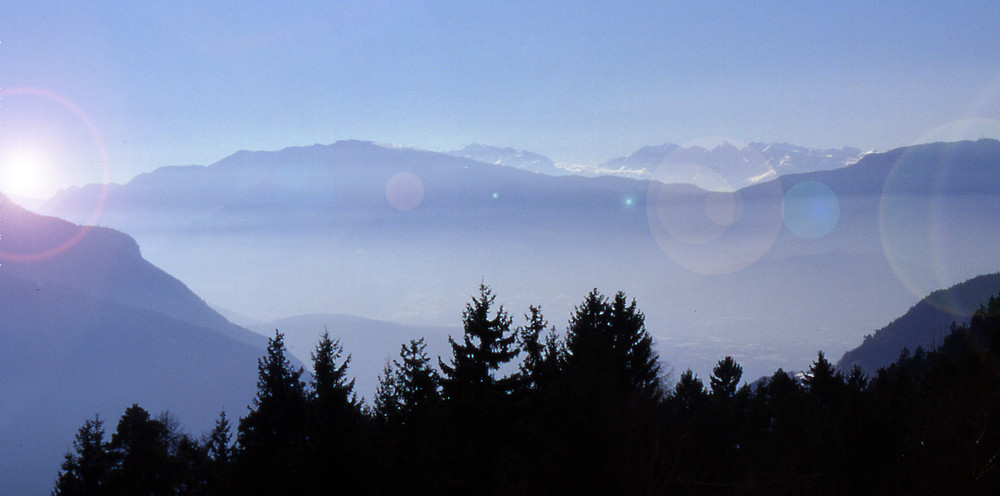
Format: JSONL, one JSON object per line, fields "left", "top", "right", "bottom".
{"left": 0, "top": 87, "right": 110, "bottom": 263}
{"left": 646, "top": 138, "right": 783, "bottom": 274}
{"left": 385, "top": 171, "right": 424, "bottom": 211}
{"left": 879, "top": 125, "right": 1000, "bottom": 307}
{"left": 883, "top": 70, "right": 1000, "bottom": 310}
{"left": 705, "top": 190, "right": 744, "bottom": 228}
{"left": 782, "top": 180, "right": 839, "bottom": 240}
{"left": 915, "top": 118, "right": 1000, "bottom": 145}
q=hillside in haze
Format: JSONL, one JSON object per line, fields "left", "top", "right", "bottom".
{"left": 0, "top": 195, "right": 268, "bottom": 494}
{"left": 837, "top": 272, "right": 1000, "bottom": 374}
{"left": 40, "top": 139, "right": 1000, "bottom": 382}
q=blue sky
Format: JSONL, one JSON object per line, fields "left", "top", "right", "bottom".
{"left": 2, "top": 1, "right": 1000, "bottom": 195}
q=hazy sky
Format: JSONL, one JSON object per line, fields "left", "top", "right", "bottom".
{"left": 3, "top": 1, "right": 1000, "bottom": 196}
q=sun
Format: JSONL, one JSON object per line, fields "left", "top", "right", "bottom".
{"left": 0, "top": 149, "right": 49, "bottom": 199}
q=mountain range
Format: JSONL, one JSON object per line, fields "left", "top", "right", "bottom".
{"left": 37, "top": 140, "right": 1000, "bottom": 386}
{"left": 447, "top": 141, "right": 866, "bottom": 191}
{"left": 447, "top": 144, "right": 565, "bottom": 176}
{"left": 37, "top": 139, "right": 1000, "bottom": 387}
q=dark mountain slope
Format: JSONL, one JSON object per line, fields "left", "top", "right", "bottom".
{"left": 837, "top": 272, "right": 1000, "bottom": 374}
{"left": 0, "top": 194, "right": 267, "bottom": 494}
{"left": 3, "top": 194, "right": 264, "bottom": 347}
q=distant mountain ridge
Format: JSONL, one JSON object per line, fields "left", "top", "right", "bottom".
{"left": 446, "top": 141, "right": 865, "bottom": 191}
{"left": 447, "top": 144, "right": 565, "bottom": 176}
{"left": 837, "top": 272, "right": 1000, "bottom": 374}
{"left": 36, "top": 138, "right": 1000, "bottom": 392}
{"left": 595, "top": 141, "right": 866, "bottom": 190}
{"left": 0, "top": 194, "right": 269, "bottom": 494}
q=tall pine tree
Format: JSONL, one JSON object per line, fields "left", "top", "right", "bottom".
{"left": 439, "top": 284, "right": 519, "bottom": 408}
{"left": 235, "top": 330, "right": 308, "bottom": 495}
{"left": 563, "top": 289, "right": 661, "bottom": 402}
{"left": 437, "top": 284, "right": 519, "bottom": 492}
{"left": 710, "top": 356, "right": 743, "bottom": 400}
{"left": 306, "top": 330, "right": 365, "bottom": 495}
{"left": 53, "top": 416, "right": 109, "bottom": 496}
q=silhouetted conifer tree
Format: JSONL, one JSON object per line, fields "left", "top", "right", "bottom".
{"left": 310, "top": 331, "right": 359, "bottom": 416}
{"left": 845, "top": 365, "right": 868, "bottom": 392}
{"left": 235, "top": 330, "right": 308, "bottom": 495}
{"left": 761, "top": 367, "right": 804, "bottom": 451}
{"left": 517, "top": 305, "right": 549, "bottom": 390}
{"left": 710, "top": 356, "right": 743, "bottom": 399}
{"left": 103, "top": 404, "right": 175, "bottom": 496}
{"left": 804, "top": 351, "right": 843, "bottom": 408}
{"left": 564, "top": 290, "right": 662, "bottom": 402}
{"left": 373, "top": 338, "right": 443, "bottom": 495}
{"left": 374, "top": 359, "right": 401, "bottom": 423}
{"left": 555, "top": 290, "right": 664, "bottom": 493}
{"left": 703, "top": 356, "right": 746, "bottom": 483}
{"left": 307, "top": 331, "right": 365, "bottom": 495}
{"left": 170, "top": 431, "right": 211, "bottom": 496}
{"left": 53, "top": 416, "right": 109, "bottom": 496}
{"left": 673, "top": 369, "right": 707, "bottom": 411}
{"left": 439, "top": 284, "right": 519, "bottom": 407}
{"left": 202, "top": 411, "right": 232, "bottom": 495}
{"left": 395, "top": 338, "right": 440, "bottom": 422}
{"left": 608, "top": 292, "right": 661, "bottom": 397}
{"left": 437, "top": 284, "right": 519, "bottom": 492}
{"left": 205, "top": 411, "right": 231, "bottom": 468}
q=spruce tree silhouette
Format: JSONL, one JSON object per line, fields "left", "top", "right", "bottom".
{"left": 516, "top": 305, "right": 549, "bottom": 390}
{"left": 710, "top": 356, "right": 743, "bottom": 399}
{"left": 563, "top": 290, "right": 662, "bottom": 404}
{"left": 706, "top": 357, "right": 745, "bottom": 484}
{"left": 608, "top": 291, "right": 661, "bottom": 398}
{"left": 235, "top": 330, "right": 308, "bottom": 496}
{"left": 374, "top": 359, "right": 401, "bottom": 423}
{"left": 439, "top": 284, "right": 519, "bottom": 406}
{"left": 673, "top": 369, "right": 708, "bottom": 411}
{"left": 103, "top": 404, "right": 175, "bottom": 496}
{"left": 307, "top": 331, "right": 364, "bottom": 495}
{"left": 438, "top": 284, "right": 519, "bottom": 492}
{"left": 395, "top": 338, "right": 441, "bottom": 423}
{"left": 53, "top": 416, "right": 109, "bottom": 496}
{"left": 310, "top": 331, "right": 359, "bottom": 418}
{"left": 557, "top": 290, "right": 664, "bottom": 493}
{"left": 804, "top": 351, "right": 843, "bottom": 408}
{"left": 374, "top": 338, "right": 443, "bottom": 495}
{"left": 203, "top": 411, "right": 233, "bottom": 494}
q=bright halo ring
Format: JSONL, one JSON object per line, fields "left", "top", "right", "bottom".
{"left": 645, "top": 137, "right": 784, "bottom": 275}
{"left": 0, "top": 87, "right": 111, "bottom": 263}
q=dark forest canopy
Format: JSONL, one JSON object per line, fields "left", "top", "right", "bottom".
{"left": 53, "top": 287, "right": 1000, "bottom": 495}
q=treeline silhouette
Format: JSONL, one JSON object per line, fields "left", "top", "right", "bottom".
{"left": 53, "top": 286, "right": 1000, "bottom": 495}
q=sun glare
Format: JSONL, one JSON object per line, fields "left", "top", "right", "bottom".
{"left": 0, "top": 150, "right": 49, "bottom": 199}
